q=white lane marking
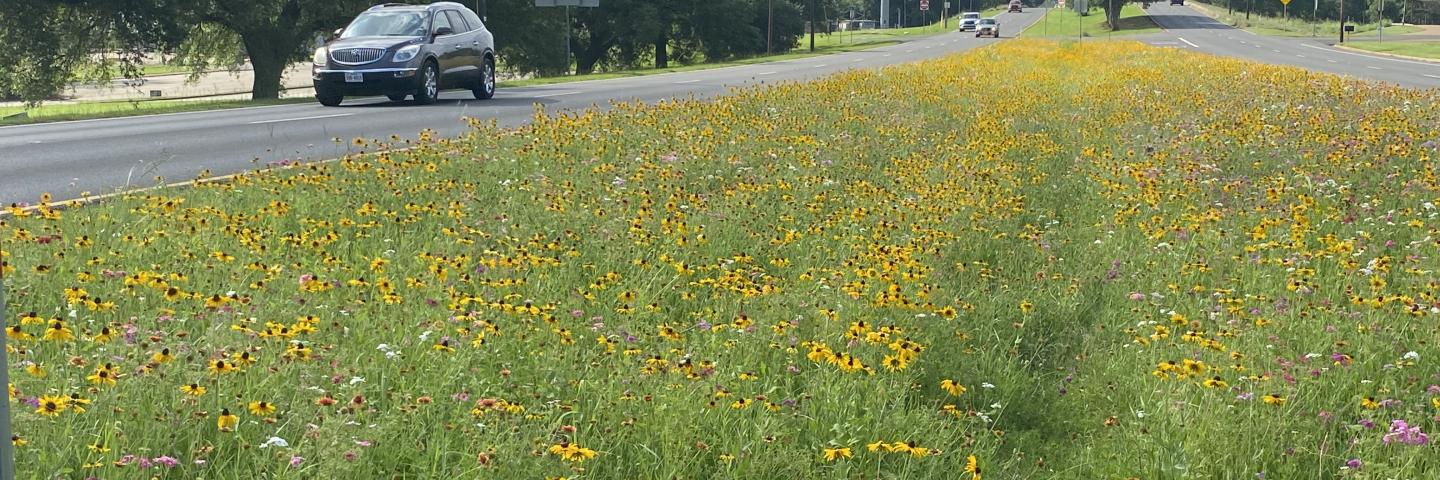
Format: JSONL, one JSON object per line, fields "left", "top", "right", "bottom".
{"left": 883, "top": 53, "right": 892, "bottom": 57}
{"left": 1301, "top": 43, "right": 1440, "bottom": 66}
{"left": 1272, "top": 49, "right": 1282, "bottom": 53}
{"left": 0, "top": 103, "right": 305, "bottom": 130}
{"left": 1425, "top": 74, "right": 1440, "bottom": 79}
{"left": 1327, "top": 59, "right": 1337, "bottom": 63}
{"left": 814, "top": 64, "right": 827, "bottom": 68}
{"left": 1297, "top": 54, "right": 1306, "bottom": 58}
{"left": 249, "top": 113, "right": 352, "bottom": 125}
{"left": 674, "top": 79, "right": 701, "bottom": 84}
{"left": 757, "top": 71, "right": 777, "bottom": 76}
{"left": 1367, "top": 66, "right": 1383, "bottom": 70}
{"left": 532, "top": 91, "right": 581, "bottom": 98}
{"left": 1178, "top": 37, "right": 1199, "bottom": 48}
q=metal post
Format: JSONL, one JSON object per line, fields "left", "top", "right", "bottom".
{"left": 565, "top": 6, "right": 571, "bottom": 74}
{"left": 809, "top": 0, "right": 816, "bottom": 52}
{"left": 1378, "top": 0, "right": 1384, "bottom": 42}
{"left": 1339, "top": 0, "right": 1345, "bottom": 43}
{"left": 767, "top": 0, "right": 774, "bottom": 53}
{"left": 0, "top": 272, "right": 14, "bottom": 480}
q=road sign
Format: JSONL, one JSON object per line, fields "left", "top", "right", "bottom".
{"left": 920, "top": 0, "right": 929, "bottom": 10}
{"left": 1278, "top": 0, "right": 1290, "bottom": 4}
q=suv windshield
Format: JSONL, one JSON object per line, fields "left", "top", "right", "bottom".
{"left": 962, "top": 13, "right": 980, "bottom": 19}
{"left": 980, "top": 19, "right": 997, "bottom": 25}
{"left": 341, "top": 10, "right": 429, "bottom": 38}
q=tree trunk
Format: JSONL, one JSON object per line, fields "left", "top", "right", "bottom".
{"left": 654, "top": 32, "right": 668, "bottom": 69}
{"left": 1106, "top": 0, "right": 1123, "bottom": 30}
{"left": 244, "top": 36, "right": 288, "bottom": 100}
{"left": 575, "top": 39, "right": 607, "bottom": 74}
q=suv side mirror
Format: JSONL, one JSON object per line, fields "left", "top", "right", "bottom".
{"left": 433, "top": 26, "right": 454, "bottom": 37}
{"left": 332, "top": 28, "right": 343, "bottom": 38}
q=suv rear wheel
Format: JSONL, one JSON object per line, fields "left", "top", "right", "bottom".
{"left": 473, "top": 56, "right": 496, "bottom": 100}
{"left": 414, "top": 61, "right": 439, "bottom": 105}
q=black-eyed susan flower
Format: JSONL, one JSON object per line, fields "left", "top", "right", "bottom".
{"left": 822, "top": 446, "right": 852, "bottom": 461}
{"left": 548, "top": 442, "right": 597, "bottom": 462}
{"left": 217, "top": 408, "right": 239, "bottom": 431}
{"left": 6, "top": 325, "right": 32, "bottom": 341}
{"left": 180, "top": 383, "right": 207, "bottom": 396}
{"left": 208, "top": 359, "right": 237, "bottom": 374}
{"left": 941, "top": 379, "right": 967, "bottom": 396}
{"left": 966, "top": 454, "right": 981, "bottom": 479}
{"left": 248, "top": 401, "right": 277, "bottom": 416}
{"left": 36, "top": 395, "right": 67, "bottom": 416}
{"left": 42, "top": 320, "right": 73, "bottom": 342}
{"left": 86, "top": 363, "right": 118, "bottom": 385}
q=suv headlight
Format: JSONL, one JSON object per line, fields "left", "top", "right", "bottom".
{"left": 393, "top": 45, "right": 421, "bottom": 63}
{"left": 312, "top": 47, "right": 328, "bottom": 66}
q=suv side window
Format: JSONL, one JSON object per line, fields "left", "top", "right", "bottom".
{"left": 462, "top": 9, "right": 485, "bottom": 32}
{"left": 431, "top": 10, "right": 453, "bottom": 34}
{"left": 445, "top": 10, "right": 469, "bottom": 32}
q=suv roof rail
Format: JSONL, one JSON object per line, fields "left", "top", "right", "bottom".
{"left": 368, "top": 3, "right": 414, "bottom": 10}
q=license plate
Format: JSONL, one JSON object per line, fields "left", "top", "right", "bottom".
{"left": 344, "top": 72, "right": 363, "bottom": 83}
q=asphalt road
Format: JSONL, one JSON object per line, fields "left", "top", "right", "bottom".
{"left": 4, "top": 6, "right": 1437, "bottom": 207}
{"left": 0, "top": 11, "right": 1046, "bottom": 207}
{"left": 1138, "top": 3, "right": 1440, "bottom": 88}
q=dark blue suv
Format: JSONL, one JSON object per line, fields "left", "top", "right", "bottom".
{"left": 313, "top": 2, "right": 495, "bottom": 106}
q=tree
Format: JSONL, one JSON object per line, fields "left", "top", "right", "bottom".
{"left": 170, "top": 0, "right": 372, "bottom": 100}
{"left": 0, "top": 0, "right": 180, "bottom": 103}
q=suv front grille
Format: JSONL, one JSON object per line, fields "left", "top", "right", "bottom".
{"left": 331, "top": 48, "right": 386, "bottom": 65}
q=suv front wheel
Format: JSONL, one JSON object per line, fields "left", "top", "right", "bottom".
{"left": 316, "top": 90, "right": 343, "bottom": 107}
{"left": 414, "top": 61, "right": 439, "bottom": 105}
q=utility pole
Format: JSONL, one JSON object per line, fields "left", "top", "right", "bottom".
{"left": 1378, "top": 0, "right": 1385, "bottom": 42}
{"left": 809, "top": 0, "right": 816, "bottom": 52}
{"left": 767, "top": 0, "right": 774, "bottom": 53}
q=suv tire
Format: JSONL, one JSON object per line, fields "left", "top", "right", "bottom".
{"left": 317, "top": 92, "right": 343, "bottom": 107}
{"left": 414, "top": 61, "right": 439, "bottom": 105}
{"left": 473, "top": 56, "right": 496, "bottom": 100}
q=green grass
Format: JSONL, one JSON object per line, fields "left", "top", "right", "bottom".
{"left": 505, "top": 16, "right": 995, "bottom": 88}
{"left": 1020, "top": 4, "right": 1164, "bottom": 38}
{"left": 0, "top": 97, "right": 312, "bottom": 126}
{"left": 14, "top": 23, "right": 951, "bottom": 123}
{"left": 1187, "top": 0, "right": 1422, "bottom": 36}
{"left": 500, "top": 41, "right": 902, "bottom": 88}
{"left": 1341, "top": 40, "right": 1440, "bottom": 59}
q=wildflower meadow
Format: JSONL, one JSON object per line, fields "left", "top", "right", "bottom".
{"left": 3, "top": 40, "right": 1439, "bottom": 478}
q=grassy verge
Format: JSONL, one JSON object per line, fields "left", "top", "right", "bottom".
{"left": 1341, "top": 40, "right": 1440, "bottom": 59}
{"left": 10, "top": 23, "right": 950, "bottom": 124}
{"left": 0, "top": 97, "right": 312, "bottom": 126}
{"left": 1188, "top": 0, "right": 1421, "bottom": 36}
{"left": 7, "top": 39, "right": 1439, "bottom": 479}
{"left": 1020, "top": 4, "right": 1164, "bottom": 38}
{"left": 500, "top": 40, "right": 901, "bottom": 88}
{"left": 503, "top": 16, "right": 988, "bottom": 88}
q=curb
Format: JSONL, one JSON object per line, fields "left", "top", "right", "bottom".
{"left": 1331, "top": 44, "right": 1440, "bottom": 64}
